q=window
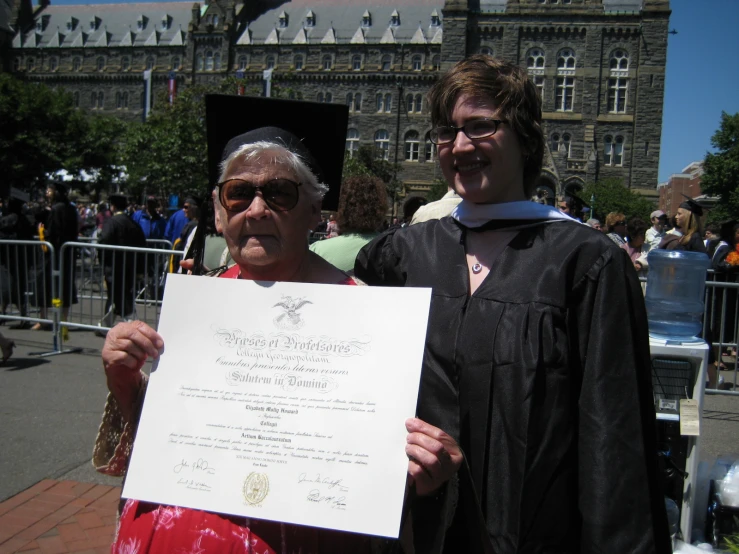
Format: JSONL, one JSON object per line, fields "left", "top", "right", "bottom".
{"left": 91, "top": 91, "right": 96, "bottom": 108}
{"left": 555, "top": 77, "right": 574, "bottom": 111}
{"left": 322, "top": 55, "right": 332, "bottom": 70}
{"left": 325, "top": 92, "right": 332, "bottom": 103}
{"left": 279, "top": 12, "right": 288, "bottom": 28}
{"left": 406, "top": 94, "right": 414, "bottom": 113}
{"left": 551, "top": 133, "right": 560, "bottom": 154}
{"left": 562, "top": 133, "right": 571, "bottom": 157}
{"left": 415, "top": 94, "right": 422, "bottom": 113}
{"left": 72, "top": 91, "right": 79, "bottom": 108}
{"left": 92, "top": 90, "right": 104, "bottom": 110}
{"left": 172, "top": 56, "right": 181, "bottom": 71}
{"left": 49, "top": 56, "right": 58, "bottom": 71}
{"left": 375, "top": 130, "right": 390, "bottom": 160}
{"left": 161, "top": 16, "right": 169, "bottom": 30}
{"left": 238, "top": 55, "right": 248, "bottom": 70}
{"left": 390, "top": 10, "right": 400, "bottom": 26}
{"left": 362, "top": 12, "right": 371, "bottom": 27}
{"left": 384, "top": 93, "right": 392, "bottom": 113}
{"left": 346, "top": 92, "right": 362, "bottom": 113}
{"left": 205, "top": 51, "right": 214, "bottom": 71}
{"left": 405, "top": 131, "right": 420, "bottom": 161}
{"left": 432, "top": 55, "right": 440, "bottom": 71}
{"left": 146, "top": 56, "right": 155, "bottom": 70}
{"left": 346, "top": 128, "right": 360, "bottom": 158}
{"left": 26, "top": 57, "right": 35, "bottom": 71}
{"left": 98, "top": 91, "right": 104, "bottom": 109}
{"left": 425, "top": 139, "right": 436, "bottom": 162}
{"left": 557, "top": 48, "right": 576, "bottom": 71}
{"left": 317, "top": 92, "right": 324, "bottom": 103}
{"left": 96, "top": 56, "right": 105, "bottom": 71}
{"left": 527, "top": 48, "right": 545, "bottom": 72}
{"left": 479, "top": 47, "right": 492, "bottom": 56}
{"left": 72, "top": 57, "right": 81, "bottom": 71}
{"left": 376, "top": 93, "right": 384, "bottom": 112}
{"left": 13, "top": 57, "right": 20, "bottom": 71}
{"left": 122, "top": 56, "right": 131, "bottom": 71}
{"left": 196, "top": 53, "right": 204, "bottom": 71}
{"left": 214, "top": 52, "right": 221, "bottom": 71}
{"left": 305, "top": 11, "right": 315, "bottom": 27}
{"left": 533, "top": 76, "right": 544, "bottom": 101}
{"left": 607, "top": 50, "right": 629, "bottom": 113}
{"left": 604, "top": 135, "right": 624, "bottom": 166}
{"left": 381, "top": 55, "right": 392, "bottom": 71}
{"left": 352, "top": 55, "right": 362, "bottom": 71}
{"left": 266, "top": 55, "right": 275, "bottom": 69}
{"left": 116, "top": 91, "right": 129, "bottom": 109}
{"left": 431, "top": 12, "right": 441, "bottom": 27}
{"left": 406, "top": 93, "right": 423, "bottom": 113}
{"left": 376, "top": 93, "right": 392, "bottom": 113}
{"left": 294, "top": 55, "right": 303, "bottom": 70}
{"left": 412, "top": 55, "right": 422, "bottom": 71}
{"left": 212, "top": 14, "right": 219, "bottom": 26}
{"left": 551, "top": 132, "right": 571, "bottom": 157}
{"left": 317, "top": 92, "right": 332, "bottom": 103}
{"left": 608, "top": 78, "right": 628, "bottom": 113}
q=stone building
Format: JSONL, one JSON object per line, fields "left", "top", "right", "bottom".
{"left": 8, "top": 0, "right": 670, "bottom": 202}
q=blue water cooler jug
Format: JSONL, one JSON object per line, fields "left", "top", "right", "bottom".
{"left": 645, "top": 250, "right": 710, "bottom": 340}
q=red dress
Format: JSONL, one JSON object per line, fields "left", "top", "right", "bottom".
{"left": 111, "top": 268, "right": 364, "bottom": 554}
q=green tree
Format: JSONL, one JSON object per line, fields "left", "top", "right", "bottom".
{"left": 425, "top": 178, "right": 448, "bottom": 203}
{"left": 583, "top": 178, "right": 655, "bottom": 223}
{"left": 701, "top": 111, "right": 739, "bottom": 223}
{"left": 0, "top": 74, "right": 89, "bottom": 198}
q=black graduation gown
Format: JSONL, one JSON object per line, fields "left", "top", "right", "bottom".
{"left": 99, "top": 213, "right": 147, "bottom": 315}
{"left": 44, "top": 201, "right": 79, "bottom": 307}
{"left": 355, "top": 218, "right": 670, "bottom": 554}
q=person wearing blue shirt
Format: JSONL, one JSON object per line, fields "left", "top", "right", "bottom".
{"left": 132, "top": 197, "right": 167, "bottom": 240}
{"left": 164, "top": 198, "right": 194, "bottom": 246}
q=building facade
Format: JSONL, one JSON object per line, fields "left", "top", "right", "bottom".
{"left": 658, "top": 161, "right": 715, "bottom": 217}
{"left": 8, "top": 0, "right": 670, "bottom": 201}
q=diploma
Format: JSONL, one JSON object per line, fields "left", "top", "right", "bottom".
{"left": 123, "top": 273, "right": 431, "bottom": 538}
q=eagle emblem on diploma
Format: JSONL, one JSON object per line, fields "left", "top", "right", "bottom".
{"left": 243, "top": 472, "right": 269, "bottom": 505}
{"left": 273, "top": 296, "right": 312, "bottom": 330}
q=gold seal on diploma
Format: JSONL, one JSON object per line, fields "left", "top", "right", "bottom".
{"left": 243, "top": 472, "right": 269, "bottom": 505}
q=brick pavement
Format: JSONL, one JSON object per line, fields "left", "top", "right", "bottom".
{"left": 0, "top": 480, "right": 118, "bottom": 554}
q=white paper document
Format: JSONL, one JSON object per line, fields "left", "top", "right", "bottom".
{"left": 123, "top": 273, "right": 431, "bottom": 538}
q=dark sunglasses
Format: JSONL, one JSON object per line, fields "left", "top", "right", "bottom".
{"left": 615, "top": 220, "right": 626, "bottom": 226}
{"left": 217, "top": 178, "right": 301, "bottom": 212}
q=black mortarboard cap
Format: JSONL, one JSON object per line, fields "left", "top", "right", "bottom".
{"left": 205, "top": 95, "right": 349, "bottom": 211}
{"left": 679, "top": 193, "right": 705, "bottom": 217}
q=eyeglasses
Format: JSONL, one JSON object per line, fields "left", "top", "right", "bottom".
{"left": 217, "top": 178, "right": 301, "bottom": 212}
{"left": 615, "top": 221, "right": 626, "bottom": 226}
{"left": 427, "top": 119, "right": 505, "bottom": 145}
{"left": 183, "top": 204, "right": 191, "bottom": 210}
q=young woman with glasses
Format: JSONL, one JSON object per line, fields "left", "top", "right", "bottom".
{"left": 356, "top": 55, "right": 670, "bottom": 554}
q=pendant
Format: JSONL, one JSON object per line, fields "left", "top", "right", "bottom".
{"left": 471, "top": 262, "right": 483, "bottom": 274}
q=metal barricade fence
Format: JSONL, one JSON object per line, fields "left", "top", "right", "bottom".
{"left": 0, "top": 240, "right": 57, "bottom": 331}
{"left": 58, "top": 242, "right": 184, "bottom": 339}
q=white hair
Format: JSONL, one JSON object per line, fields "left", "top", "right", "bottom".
{"left": 218, "top": 141, "right": 329, "bottom": 203}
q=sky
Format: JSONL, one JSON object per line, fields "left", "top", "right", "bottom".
{"left": 45, "top": 0, "right": 739, "bottom": 184}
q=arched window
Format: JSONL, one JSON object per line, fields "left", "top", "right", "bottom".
{"left": 172, "top": 56, "right": 181, "bottom": 70}
{"left": 266, "top": 55, "right": 276, "bottom": 69}
{"left": 97, "top": 91, "right": 104, "bottom": 109}
{"left": 374, "top": 130, "right": 390, "bottom": 160}
{"left": 381, "top": 54, "right": 392, "bottom": 71}
{"left": 26, "top": 57, "right": 35, "bottom": 71}
{"left": 294, "top": 55, "right": 303, "bottom": 70}
{"left": 146, "top": 56, "right": 155, "bottom": 70}
{"left": 405, "top": 131, "right": 420, "bottom": 161}
{"left": 527, "top": 48, "right": 545, "bottom": 71}
{"left": 317, "top": 92, "right": 324, "bottom": 103}
{"left": 376, "top": 93, "right": 384, "bottom": 112}
{"left": 551, "top": 133, "right": 560, "bottom": 154}
{"left": 354, "top": 92, "right": 362, "bottom": 112}
{"left": 212, "top": 14, "right": 219, "bottom": 26}
{"left": 562, "top": 133, "right": 571, "bottom": 157}
{"left": 205, "top": 51, "right": 214, "bottom": 71}
{"left": 425, "top": 139, "right": 436, "bottom": 162}
{"left": 415, "top": 94, "right": 422, "bottom": 113}
{"left": 122, "top": 91, "right": 129, "bottom": 109}
{"left": 384, "top": 93, "right": 392, "bottom": 113}
{"left": 432, "top": 55, "right": 440, "bottom": 71}
{"left": 214, "top": 52, "right": 221, "bottom": 71}
{"left": 325, "top": 92, "right": 332, "bottom": 103}
{"left": 96, "top": 56, "right": 105, "bottom": 71}
{"left": 352, "top": 55, "right": 362, "bottom": 70}
{"left": 608, "top": 50, "right": 629, "bottom": 113}
{"left": 557, "top": 48, "right": 576, "bottom": 70}
{"left": 406, "top": 94, "right": 414, "bottom": 113}
{"left": 72, "top": 57, "right": 81, "bottom": 71}
{"left": 238, "top": 55, "right": 248, "bottom": 70}
{"left": 196, "top": 53, "right": 204, "bottom": 71}
{"left": 91, "top": 91, "right": 96, "bottom": 108}
{"left": 604, "top": 135, "right": 624, "bottom": 166}
{"left": 122, "top": 56, "right": 131, "bottom": 71}
{"left": 322, "top": 55, "right": 332, "bottom": 70}
{"left": 116, "top": 91, "right": 122, "bottom": 109}
{"left": 411, "top": 55, "right": 422, "bottom": 71}
{"left": 346, "top": 128, "right": 360, "bottom": 158}
{"left": 49, "top": 56, "right": 58, "bottom": 71}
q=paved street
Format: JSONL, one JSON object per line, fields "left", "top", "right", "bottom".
{"left": 1, "top": 324, "right": 738, "bottom": 552}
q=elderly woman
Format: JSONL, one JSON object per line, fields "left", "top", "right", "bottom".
{"left": 309, "top": 174, "right": 388, "bottom": 272}
{"left": 94, "top": 123, "right": 389, "bottom": 552}
{"left": 355, "top": 55, "right": 669, "bottom": 553}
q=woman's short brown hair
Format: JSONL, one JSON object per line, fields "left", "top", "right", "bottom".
{"left": 337, "top": 175, "right": 388, "bottom": 234}
{"left": 605, "top": 212, "right": 626, "bottom": 232}
{"left": 426, "top": 55, "right": 544, "bottom": 197}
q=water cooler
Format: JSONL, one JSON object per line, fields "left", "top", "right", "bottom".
{"left": 647, "top": 250, "right": 711, "bottom": 544}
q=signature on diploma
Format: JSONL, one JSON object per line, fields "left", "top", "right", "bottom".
{"left": 297, "top": 473, "right": 349, "bottom": 493}
{"left": 306, "top": 489, "right": 347, "bottom": 510}
{"left": 173, "top": 458, "right": 217, "bottom": 475}
{"left": 177, "top": 478, "right": 212, "bottom": 492}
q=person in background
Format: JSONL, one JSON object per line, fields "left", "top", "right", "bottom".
{"left": 645, "top": 210, "right": 668, "bottom": 251}
{"left": 622, "top": 217, "right": 649, "bottom": 279}
{"left": 585, "top": 218, "right": 602, "bottom": 231}
{"left": 704, "top": 222, "right": 721, "bottom": 254}
{"left": 97, "top": 194, "right": 147, "bottom": 330}
{"left": 325, "top": 213, "right": 339, "bottom": 238}
{"left": 310, "top": 175, "right": 388, "bottom": 273}
{"left": 401, "top": 196, "right": 427, "bottom": 226}
{"left": 164, "top": 200, "right": 191, "bottom": 246}
{"left": 605, "top": 211, "right": 627, "bottom": 246}
{"left": 95, "top": 201, "right": 111, "bottom": 234}
{"left": 410, "top": 187, "right": 462, "bottom": 224}
{"left": 132, "top": 196, "right": 167, "bottom": 240}
{"left": 0, "top": 196, "right": 34, "bottom": 327}
{"left": 659, "top": 195, "right": 707, "bottom": 253}
{"left": 356, "top": 55, "right": 669, "bottom": 554}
